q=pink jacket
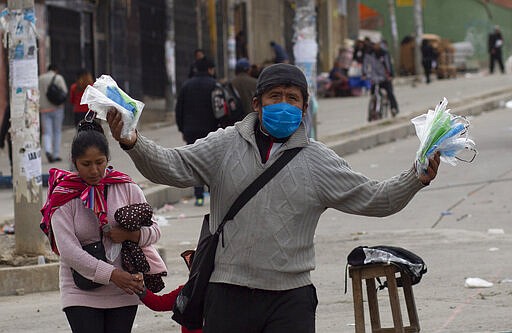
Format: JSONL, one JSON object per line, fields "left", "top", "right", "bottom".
{"left": 51, "top": 182, "right": 166, "bottom": 309}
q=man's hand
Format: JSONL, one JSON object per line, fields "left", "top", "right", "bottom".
{"left": 106, "top": 108, "right": 137, "bottom": 148}
{"left": 418, "top": 151, "right": 441, "bottom": 186}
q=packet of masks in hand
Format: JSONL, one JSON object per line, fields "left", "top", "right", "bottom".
{"left": 411, "top": 97, "right": 477, "bottom": 175}
{"left": 80, "top": 75, "right": 144, "bottom": 139}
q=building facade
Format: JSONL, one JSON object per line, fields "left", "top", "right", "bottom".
{"left": 1, "top": 0, "right": 353, "bottom": 126}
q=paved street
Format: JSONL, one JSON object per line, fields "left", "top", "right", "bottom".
{"left": 0, "top": 73, "right": 512, "bottom": 332}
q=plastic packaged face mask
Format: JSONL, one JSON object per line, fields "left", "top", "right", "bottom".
{"left": 412, "top": 97, "right": 477, "bottom": 175}
{"left": 80, "top": 75, "right": 145, "bottom": 139}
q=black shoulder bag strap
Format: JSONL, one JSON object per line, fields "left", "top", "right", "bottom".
{"left": 216, "top": 146, "right": 302, "bottom": 240}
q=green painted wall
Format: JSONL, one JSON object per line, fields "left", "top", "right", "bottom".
{"left": 360, "top": 0, "right": 512, "bottom": 68}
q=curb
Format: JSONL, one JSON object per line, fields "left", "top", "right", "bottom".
{"left": 143, "top": 184, "right": 193, "bottom": 211}
{"left": 326, "top": 90, "right": 512, "bottom": 156}
{"left": 0, "top": 263, "right": 59, "bottom": 296}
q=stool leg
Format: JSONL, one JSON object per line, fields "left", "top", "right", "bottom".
{"left": 385, "top": 266, "right": 405, "bottom": 333}
{"left": 401, "top": 273, "right": 420, "bottom": 332}
{"left": 351, "top": 269, "right": 366, "bottom": 333}
{"left": 365, "top": 278, "right": 381, "bottom": 331}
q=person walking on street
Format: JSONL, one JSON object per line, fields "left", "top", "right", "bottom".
{"left": 230, "top": 58, "right": 257, "bottom": 116}
{"left": 175, "top": 57, "right": 219, "bottom": 207}
{"left": 106, "top": 63, "right": 441, "bottom": 333}
{"left": 488, "top": 25, "right": 505, "bottom": 74}
{"left": 40, "top": 120, "right": 166, "bottom": 333}
{"left": 363, "top": 41, "right": 400, "bottom": 117}
{"left": 421, "top": 39, "right": 438, "bottom": 84}
{"left": 69, "top": 69, "right": 94, "bottom": 127}
{"left": 39, "top": 64, "right": 68, "bottom": 163}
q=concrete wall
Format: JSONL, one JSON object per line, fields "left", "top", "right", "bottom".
{"left": 247, "top": 0, "right": 285, "bottom": 65}
{"left": 317, "top": 0, "right": 349, "bottom": 73}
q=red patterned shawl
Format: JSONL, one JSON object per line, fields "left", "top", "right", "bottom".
{"left": 40, "top": 167, "right": 133, "bottom": 255}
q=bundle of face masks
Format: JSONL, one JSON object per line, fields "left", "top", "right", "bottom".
{"left": 80, "top": 75, "right": 144, "bottom": 139}
{"left": 412, "top": 97, "right": 477, "bottom": 175}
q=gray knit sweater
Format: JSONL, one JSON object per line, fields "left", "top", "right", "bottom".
{"left": 127, "top": 113, "right": 424, "bottom": 290}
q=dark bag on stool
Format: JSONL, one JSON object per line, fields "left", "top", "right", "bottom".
{"left": 346, "top": 245, "right": 427, "bottom": 291}
{"left": 71, "top": 240, "right": 107, "bottom": 290}
{"left": 172, "top": 147, "right": 302, "bottom": 330}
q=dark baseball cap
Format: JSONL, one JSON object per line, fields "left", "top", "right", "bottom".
{"left": 256, "top": 63, "right": 309, "bottom": 100}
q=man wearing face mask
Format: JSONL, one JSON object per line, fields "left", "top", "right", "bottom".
{"left": 106, "top": 63, "right": 441, "bottom": 333}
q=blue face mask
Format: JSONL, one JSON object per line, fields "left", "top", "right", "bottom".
{"left": 262, "top": 103, "right": 303, "bottom": 139}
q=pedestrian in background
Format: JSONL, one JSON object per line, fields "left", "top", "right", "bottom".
{"left": 249, "top": 64, "right": 261, "bottom": 79}
{"left": 328, "top": 59, "right": 351, "bottom": 97}
{"left": 421, "top": 39, "right": 438, "bottom": 84}
{"left": 336, "top": 46, "right": 353, "bottom": 74}
{"left": 39, "top": 64, "right": 67, "bottom": 163}
{"left": 363, "top": 41, "right": 400, "bottom": 117}
{"left": 270, "top": 41, "right": 290, "bottom": 64}
{"left": 175, "top": 57, "right": 218, "bottom": 207}
{"left": 106, "top": 63, "right": 441, "bottom": 333}
{"left": 230, "top": 58, "right": 257, "bottom": 116}
{"left": 352, "top": 39, "right": 367, "bottom": 65}
{"left": 488, "top": 25, "right": 505, "bottom": 74}
{"left": 40, "top": 119, "right": 166, "bottom": 333}
{"left": 188, "top": 49, "right": 206, "bottom": 78}
{"left": 69, "top": 69, "right": 94, "bottom": 127}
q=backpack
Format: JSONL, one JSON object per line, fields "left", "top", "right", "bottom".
{"left": 345, "top": 245, "right": 427, "bottom": 292}
{"left": 46, "top": 75, "right": 67, "bottom": 106}
{"left": 211, "top": 82, "right": 244, "bottom": 127}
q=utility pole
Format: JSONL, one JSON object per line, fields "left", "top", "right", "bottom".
{"left": 388, "top": 0, "right": 400, "bottom": 71}
{"left": 226, "top": 0, "right": 236, "bottom": 79}
{"left": 165, "top": 0, "right": 176, "bottom": 114}
{"left": 293, "top": 0, "right": 318, "bottom": 139}
{"left": 5, "top": 0, "right": 46, "bottom": 255}
{"left": 413, "top": 0, "right": 424, "bottom": 83}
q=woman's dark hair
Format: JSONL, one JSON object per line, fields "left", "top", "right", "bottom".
{"left": 71, "top": 120, "right": 110, "bottom": 162}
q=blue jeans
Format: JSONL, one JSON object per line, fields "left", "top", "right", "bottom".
{"left": 41, "top": 107, "right": 64, "bottom": 159}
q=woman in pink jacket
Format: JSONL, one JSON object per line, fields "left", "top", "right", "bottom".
{"left": 41, "top": 119, "right": 166, "bottom": 333}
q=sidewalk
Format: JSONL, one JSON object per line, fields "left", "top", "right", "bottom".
{"left": 0, "top": 71, "right": 511, "bottom": 296}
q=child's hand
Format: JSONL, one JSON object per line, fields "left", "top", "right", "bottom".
{"left": 132, "top": 272, "right": 147, "bottom": 298}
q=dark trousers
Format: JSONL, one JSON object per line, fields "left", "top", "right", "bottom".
{"left": 194, "top": 185, "right": 204, "bottom": 199}
{"left": 64, "top": 305, "right": 137, "bottom": 333}
{"left": 422, "top": 60, "right": 432, "bottom": 83}
{"left": 489, "top": 53, "right": 504, "bottom": 74}
{"left": 371, "top": 80, "right": 399, "bottom": 111}
{"left": 203, "top": 283, "right": 318, "bottom": 333}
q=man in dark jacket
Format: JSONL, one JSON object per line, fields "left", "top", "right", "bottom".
{"left": 488, "top": 25, "right": 505, "bottom": 74}
{"left": 270, "top": 41, "right": 290, "bottom": 64}
{"left": 175, "top": 57, "right": 218, "bottom": 206}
